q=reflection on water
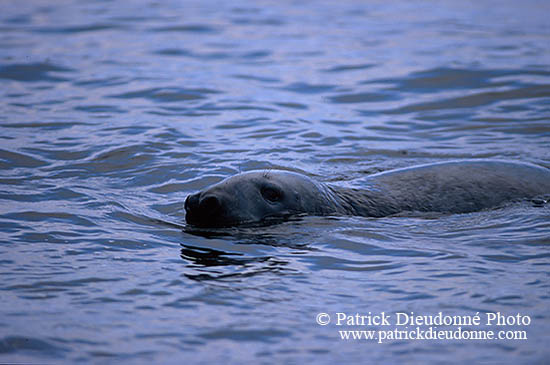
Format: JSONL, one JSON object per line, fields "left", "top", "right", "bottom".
{"left": 1, "top": 0, "right": 549, "bottom": 363}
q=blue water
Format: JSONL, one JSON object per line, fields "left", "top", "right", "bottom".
{"left": 1, "top": 0, "right": 549, "bottom": 363}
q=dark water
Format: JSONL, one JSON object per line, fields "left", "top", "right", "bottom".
{"left": 1, "top": 0, "right": 550, "bottom": 363}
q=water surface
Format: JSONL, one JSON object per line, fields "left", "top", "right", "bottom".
{"left": 1, "top": 0, "right": 549, "bottom": 363}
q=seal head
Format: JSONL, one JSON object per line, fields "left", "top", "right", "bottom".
{"left": 184, "top": 170, "right": 336, "bottom": 227}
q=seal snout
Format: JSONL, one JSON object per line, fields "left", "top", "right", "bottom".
{"left": 199, "top": 195, "right": 221, "bottom": 212}
{"left": 184, "top": 192, "right": 223, "bottom": 226}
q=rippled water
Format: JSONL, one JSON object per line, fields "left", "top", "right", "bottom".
{"left": 1, "top": 0, "right": 549, "bottom": 363}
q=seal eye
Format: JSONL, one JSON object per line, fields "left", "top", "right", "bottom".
{"left": 261, "top": 186, "right": 282, "bottom": 203}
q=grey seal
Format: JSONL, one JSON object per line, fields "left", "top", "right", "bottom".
{"left": 184, "top": 160, "right": 550, "bottom": 227}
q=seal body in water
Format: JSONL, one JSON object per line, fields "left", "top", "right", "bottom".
{"left": 184, "top": 160, "right": 550, "bottom": 227}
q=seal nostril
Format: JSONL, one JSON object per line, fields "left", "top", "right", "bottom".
{"left": 184, "top": 193, "right": 200, "bottom": 211}
{"left": 199, "top": 195, "right": 221, "bottom": 212}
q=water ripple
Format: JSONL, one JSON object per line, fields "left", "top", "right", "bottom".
{"left": 110, "top": 87, "right": 222, "bottom": 103}
{"left": 0, "top": 149, "right": 48, "bottom": 168}
{"left": 150, "top": 24, "right": 221, "bottom": 33}
{"left": 0, "top": 62, "right": 75, "bottom": 82}
{"left": 1, "top": 0, "right": 549, "bottom": 363}
{"left": 388, "top": 84, "right": 550, "bottom": 114}
{"left": 0, "top": 336, "right": 69, "bottom": 357}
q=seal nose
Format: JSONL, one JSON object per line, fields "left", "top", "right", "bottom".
{"left": 184, "top": 193, "right": 199, "bottom": 213}
{"left": 184, "top": 192, "right": 223, "bottom": 226}
{"left": 199, "top": 195, "right": 221, "bottom": 213}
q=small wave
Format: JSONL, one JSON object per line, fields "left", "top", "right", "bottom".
{"left": 0, "top": 149, "right": 48, "bottom": 168}
{"left": 280, "top": 82, "right": 337, "bottom": 94}
{"left": 0, "top": 336, "right": 69, "bottom": 357}
{"left": 109, "top": 87, "right": 222, "bottom": 103}
{"left": 31, "top": 23, "right": 126, "bottom": 34}
{"left": 149, "top": 24, "right": 220, "bottom": 33}
{"left": 323, "top": 63, "right": 375, "bottom": 73}
{"left": 0, "top": 62, "right": 74, "bottom": 82}
{"left": 387, "top": 84, "right": 550, "bottom": 114}
{"left": 329, "top": 91, "right": 398, "bottom": 103}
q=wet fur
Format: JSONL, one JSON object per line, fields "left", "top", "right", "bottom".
{"left": 185, "top": 160, "right": 550, "bottom": 227}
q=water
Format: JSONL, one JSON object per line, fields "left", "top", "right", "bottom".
{"left": 1, "top": 0, "right": 549, "bottom": 363}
